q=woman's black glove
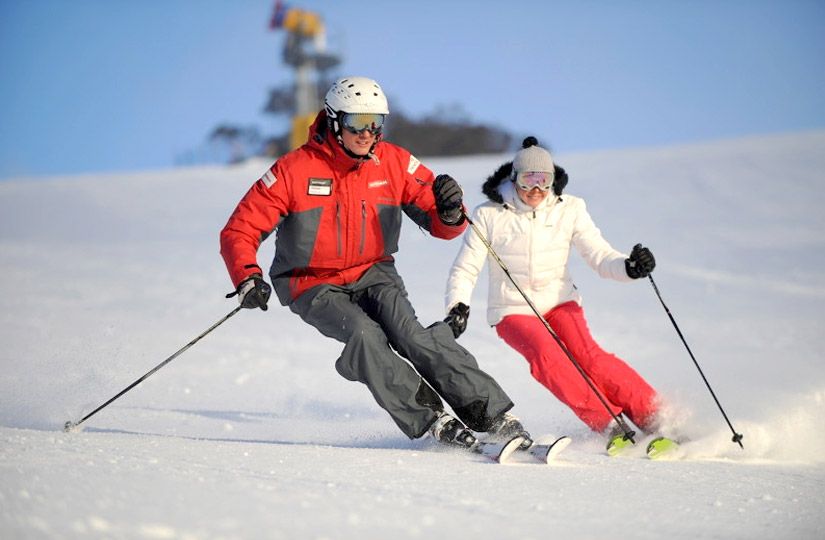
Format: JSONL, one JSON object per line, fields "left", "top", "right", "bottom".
{"left": 625, "top": 244, "right": 656, "bottom": 279}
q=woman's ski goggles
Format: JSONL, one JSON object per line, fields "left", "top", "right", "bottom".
{"left": 341, "top": 113, "right": 385, "bottom": 135}
{"left": 514, "top": 171, "right": 554, "bottom": 192}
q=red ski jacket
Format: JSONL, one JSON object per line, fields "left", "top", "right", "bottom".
{"left": 220, "top": 111, "right": 467, "bottom": 304}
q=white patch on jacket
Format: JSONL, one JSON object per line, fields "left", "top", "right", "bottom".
{"left": 260, "top": 169, "right": 277, "bottom": 188}
{"left": 407, "top": 155, "right": 421, "bottom": 174}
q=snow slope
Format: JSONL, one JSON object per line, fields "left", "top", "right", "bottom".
{"left": 2, "top": 131, "right": 824, "bottom": 539}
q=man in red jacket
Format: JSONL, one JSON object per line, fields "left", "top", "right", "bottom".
{"left": 220, "top": 76, "right": 521, "bottom": 448}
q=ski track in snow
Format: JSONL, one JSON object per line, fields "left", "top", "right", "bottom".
{"left": 2, "top": 132, "right": 825, "bottom": 539}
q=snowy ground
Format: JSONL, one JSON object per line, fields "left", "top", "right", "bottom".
{"left": 2, "top": 131, "right": 824, "bottom": 539}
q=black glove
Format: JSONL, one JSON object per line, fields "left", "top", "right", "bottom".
{"left": 235, "top": 274, "right": 272, "bottom": 311}
{"left": 625, "top": 244, "right": 656, "bottom": 279}
{"left": 553, "top": 164, "right": 568, "bottom": 196}
{"left": 444, "top": 302, "right": 470, "bottom": 338}
{"left": 433, "top": 174, "right": 464, "bottom": 225}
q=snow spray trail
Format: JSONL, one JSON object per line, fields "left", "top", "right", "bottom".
{"left": 677, "top": 389, "right": 825, "bottom": 463}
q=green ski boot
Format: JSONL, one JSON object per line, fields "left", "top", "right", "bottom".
{"left": 606, "top": 433, "right": 634, "bottom": 456}
{"left": 646, "top": 436, "right": 680, "bottom": 460}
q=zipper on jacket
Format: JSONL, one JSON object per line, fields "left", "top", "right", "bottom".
{"left": 528, "top": 209, "right": 536, "bottom": 285}
{"left": 336, "top": 202, "right": 342, "bottom": 256}
{"left": 359, "top": 200, "right": 367, "bottom": 254}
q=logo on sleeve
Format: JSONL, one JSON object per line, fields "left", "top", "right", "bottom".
{"left": 260, "top": 169, "right": 277, "bottom": 188}
{"left": 308, "top": 177, "right": 333, "bottom": 196}
{"left": 407, "top": 155, "right": 421, "bottom": 174}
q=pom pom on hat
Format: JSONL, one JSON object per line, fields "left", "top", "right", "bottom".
{"left": 512, "top": 136, "right": 554, "bottom": 174}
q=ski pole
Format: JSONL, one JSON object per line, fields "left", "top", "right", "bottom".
{"left": 462, "top": 210, "right": 637, "bottom": 443}
{"left": 64, "top": 306, "right": 243, "bottom": 432}
{"left": 647, "top": 274, "right": 744, "bottom": 448}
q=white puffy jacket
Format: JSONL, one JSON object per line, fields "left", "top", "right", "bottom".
{"left": 446, "top": 181, "right": 631, "bottom": 326}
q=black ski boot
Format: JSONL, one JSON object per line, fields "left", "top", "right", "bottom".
{"left": 428, "top": 412, "right": 478, "bottom": 449}
{"left": 488, "top": 412, "right": 533, "bottom": 449}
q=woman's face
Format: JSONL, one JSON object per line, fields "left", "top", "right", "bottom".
{"left": 516, "top": 184, "right": 550, "bottom": 208}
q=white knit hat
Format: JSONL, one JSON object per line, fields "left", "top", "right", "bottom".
{"left": 512, "top": 137, "right": 554, "bottom": 174}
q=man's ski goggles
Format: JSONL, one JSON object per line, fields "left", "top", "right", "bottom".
{"left": 515, "top": 171, "right": 554, "bottom": 192}
{"left": 341, "top": 113, "right": 385, "bottom": 134}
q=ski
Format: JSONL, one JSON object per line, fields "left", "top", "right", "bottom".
{"left": 522, "top": 434, "right": 572, "bottom": 464}
{"left": 466, "top": 434, "right": 572, "bottom": 464}
{"left": 470, "top": 435, "right": 525, "bottom": 463}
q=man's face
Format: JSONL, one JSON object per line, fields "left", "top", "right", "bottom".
{"left": 339, "top": 112, "right": 384, "bottom": 156}
{"left": 341, "top": 128, "right": 377, "bottom": 156}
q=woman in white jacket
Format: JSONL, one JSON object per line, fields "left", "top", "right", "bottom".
{"left": 444, "top": 137, "right": 659, "bottom": 452}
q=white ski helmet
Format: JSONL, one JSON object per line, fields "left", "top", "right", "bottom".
{"left": 324, "top": 76, "right": 389, "bottom": 140}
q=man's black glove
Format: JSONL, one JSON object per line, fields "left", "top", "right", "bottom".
{"left": 433, "top": 174, "right": 464, "bottom": 225}
{"left": 235, "top": 274, "right": 271, "bottom": 311}
{"left": 444, "top": 302, "right": 470, "bottom": 338}
{"left": 625, "top": 244, "right": 656, "bottom": 279}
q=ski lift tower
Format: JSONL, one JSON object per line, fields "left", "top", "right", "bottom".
{"left": 267, "top": 1, "right": 341, "bottom": 151}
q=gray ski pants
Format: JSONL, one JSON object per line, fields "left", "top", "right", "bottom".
{"left": 288, "top": 261, "right": 513, "bottom": 439}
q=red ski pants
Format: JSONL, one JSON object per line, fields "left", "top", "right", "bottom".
{"left": 495, "top": 301, "right": 658, "bottom": 433}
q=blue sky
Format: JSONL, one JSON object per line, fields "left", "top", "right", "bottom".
{"left": 1, "top": 0, "right": 823, "bottom": 179}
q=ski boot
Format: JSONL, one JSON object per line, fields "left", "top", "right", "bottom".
{"left": 488, "top": 412, "right": 533, "bottom": 449}
{"left": 605, "top": 424, "right": 635, "bottom": 456}
{"left": 428, "top": 412, "right": 478, "bottom": 449}
{"left": 646, "top": 436, "right": 680, "bottom": 460}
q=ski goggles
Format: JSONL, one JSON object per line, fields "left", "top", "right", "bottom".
{"left": 514, "top": 171, "right": 554, "bottom": 192}
{"left": 341, "top": 113, "right": 385, "bottom": 135}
